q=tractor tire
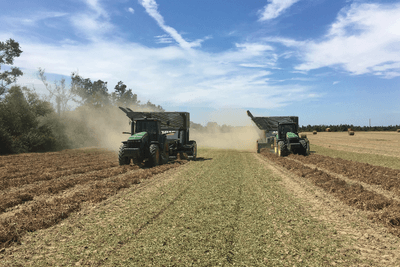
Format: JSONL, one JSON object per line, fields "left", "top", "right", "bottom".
{"left": 161, "top": 142, "right": 169, "bottom": 164}
{"left": 278, "top": 141, "right": 286, "bottom": 157}
{"left": 186, "top": 141, "right": 197, "bottom": 160}
{"left": 118, "top": 144, "right": 130, "bottom": 165}
{"left": 191, "top": 141, "right": 197, "bottom": 160}
{"left": 149, "top": 144, "right": 160, "bottom": 167}
{"left": 300, "top": 140, "right": 310, "bottom": 156}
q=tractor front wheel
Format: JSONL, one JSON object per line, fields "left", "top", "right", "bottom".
{"left": 149, "top": 144, "right": 160, "bottom": 167}
{"left": 278, "top": 141, "right": 286, "bottom": 157}
{"left": 118, "top": 144, "right": 130, "bottom": 165}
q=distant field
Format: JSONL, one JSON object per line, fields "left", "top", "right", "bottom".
{"left": 304, "top": 131, "right": 400, "bottom": 158}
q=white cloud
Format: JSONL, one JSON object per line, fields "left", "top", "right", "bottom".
{"left": 291, "top": 3, "right": 400, "bottom": 78}
{"left": 155, "top": 34, "right": 174, "bottom": 44}
{"left": 139, "top": 0, "right": 208, "bottom": 49}
{"left": 9, "top": 37, "right": 314, "bottom": 109}
{"left": 70, "top": 0, "right": 114, "bottom": 41}
{"left": 0, "top": 12, "right": 67, "bottom": 29}
{"left": 128, "top": 7, "right": 135, "bottom": 14}
{"left": 333, "top": 81, "right": 340, "bottom": 85}
{"left": 258, "top": 0, "right": 300, "bottom": 21}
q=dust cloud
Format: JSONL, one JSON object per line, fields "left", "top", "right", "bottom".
{"left": 62, "top": 105, "right": 160, "bottom": 152}
{"left": 62, "top": 106, "right": 262, "bottom": 152}
{"left": 191, "top": 126, "right": 261, "bottom": 151}
{"left": 191, "top": 108, "right": 263, "bottom": 151}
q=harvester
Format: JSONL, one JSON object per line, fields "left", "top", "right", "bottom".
{"left": 247, "top": 110, "right": 310, "bottom": 156}
{"left": 118, "top": 107, "right": 197, "bottom": 167}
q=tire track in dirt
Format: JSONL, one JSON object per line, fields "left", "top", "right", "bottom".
{"left": 0, "top": 160, "right": 187, "bottom": 249}
{"left": 226, "top": 175, "right": 242, "bottom": 264}
{"left": 255, "top": 153, "right": 400, "bottom": 266}
{"left": 93, "top": 160, "right": 200, "bottom": 266}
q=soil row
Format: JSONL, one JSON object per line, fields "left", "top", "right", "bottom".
{"left": 0, "top": 160, "right": 187, "bottom": 249}
{"left": 0, "top": 151, "right": 117, "bottom": 180}
{"left": 0, "top": 165, "right": 135, "bottom": 213}
{"left": 288, "top": 153, "right": 400, "bottom": 194}
{"left": 0, "top": 161, "right": 119, "bottom": 191}
{"left": 261, "top": 151, "right": 400, "bottom": 238}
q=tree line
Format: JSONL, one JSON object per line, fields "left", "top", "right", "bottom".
{"left": 0, "top": 38, "right": 164, "bottom": 155}
{"left": 298, "top": 124, "right": 400, "bottom": 132}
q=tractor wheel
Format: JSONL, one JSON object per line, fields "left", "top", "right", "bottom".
{"left": 300, "top": 140, "right": 310, "bottom": 156}
{"left": 278, "top": 141, "right": 286, "bottom": 157}
{"left": 118, "top": 144, "right": 130, "bottom": 165}
{"left": 305, "top": 142, "right": 310, "bottom": 156}
{"left": 191, "top": 141, "right": 197, "bottom": 160}
{"left": 161, "top": 142, "right": 169, "bottom": 164}
{"left": 149, "top": 144, "right": 160, "bottom": 167}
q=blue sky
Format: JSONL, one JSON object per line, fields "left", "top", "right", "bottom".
{"left": 1, "top": 0, "right": 400, "bottom": 126}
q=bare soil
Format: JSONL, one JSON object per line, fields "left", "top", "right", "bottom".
{"left": 0, "top": 148, "right": 187, "bottom": 249}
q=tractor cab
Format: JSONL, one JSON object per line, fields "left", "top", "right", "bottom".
{"left": 134, "top": 118, "right": 161, "bottom": 141}
{"left": 277, "top": 123, "right": 298, "bottom": 140}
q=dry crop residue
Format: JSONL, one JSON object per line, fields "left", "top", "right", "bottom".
{"left": 0, "top": 148, "right": 187, "bottom": 250}
{"left": 260, "top": 151, "right": 400, "bottom": 238}
{"left": 305, "top": 131, "right": 400, "bottom": 158}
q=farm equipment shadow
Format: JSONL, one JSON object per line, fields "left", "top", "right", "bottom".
{"left": 193, "top": 157, "right": 213, "bottom": 162}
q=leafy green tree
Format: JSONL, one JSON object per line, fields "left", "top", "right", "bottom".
{"left": 71, "top": 72, "right": 110, "bottom": 107}
{"left": 0, "top": 39, "right": 23, "bottom": 97}
{"left": 0, "top": 85, "right": 69, "bottom": 154}
{"left": 111, "top": 81, "right": 139, "bottom": 107}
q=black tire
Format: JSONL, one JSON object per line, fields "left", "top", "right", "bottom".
{"left": 118, "top": 144, "right": 130, "bottom": 165}
{"left": 192, "top": 141, "right": 197, "bottom": 160}
{"left": 149, "top": 144, "right": 160, "bottom": 167}
{"left": 300, "top": 140, "right": 310, "bottom": 156}
{"left": 161, "top": 142, "right": 169, "bottom": 164}
{"left": 278, "top": 141, "right": 286, "bottom": 157}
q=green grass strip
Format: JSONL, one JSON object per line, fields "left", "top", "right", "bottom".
{"left": 311, "top": 144, "right": 400, "bottom": 170}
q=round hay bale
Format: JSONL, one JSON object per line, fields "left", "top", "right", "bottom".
{"left": 313, "top": 130, "right": 317, "bottom": 135}
{"left": 348, "top": 131, "right": 355, "bottom": 135}
{"left": 325, "top": 128, "right": 331, "bottom": 132}
{"left": 299, "top": 133, "right": 307, "bottom": 138}
{"left": 397, "top": 129, "right": 400, "bottom": 132}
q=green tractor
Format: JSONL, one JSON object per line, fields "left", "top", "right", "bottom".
{"left": 118, "top": 107, "right": 197, "bottom": 167}
{"left": 247, "top": 110, "right": 310, "bottom": 156}
{"left": 119, "top": 117, "right": 169, "bottom": 167}
{"left": 274, "top": 122, "right": 310, "bottom": 157}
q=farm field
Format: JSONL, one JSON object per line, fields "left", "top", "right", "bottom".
{"left": 1, "top": 131, "right": 400, "bottom": 266}
{"left": 304, "top": 131, "right": 400, "bottom": 159}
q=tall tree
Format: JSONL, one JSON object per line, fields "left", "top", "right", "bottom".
{"left": 70, "top": 72, "right": 109, "bottom": 107}
{"left": 0, "top": 39, "right": 23, "bottom": 97}
{"left": 111, "top": 81, "right": 139, "bottom": 107}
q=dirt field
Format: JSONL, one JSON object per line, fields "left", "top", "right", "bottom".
{"left": 1, "top": 132, "right": 400, "bottom": 265}
{"left": 0, "top": 148, "right": 187, "bottom": 251}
